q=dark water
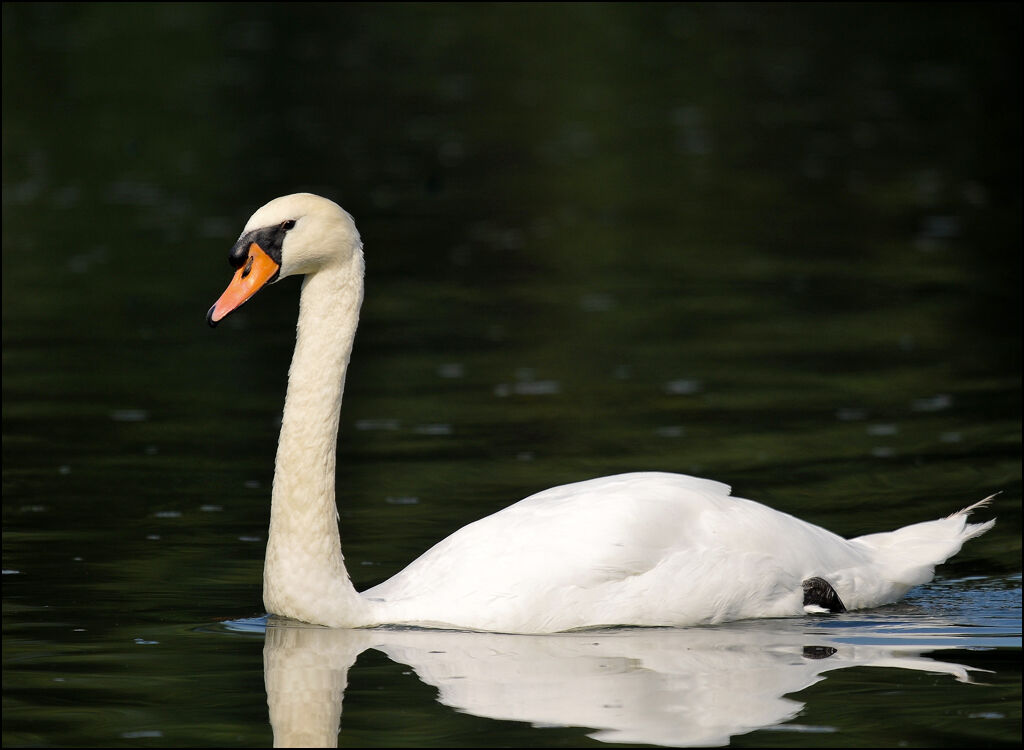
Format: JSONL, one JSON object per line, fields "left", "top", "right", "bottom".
{"left": 2, "top": 4, "right": 1020, "bottom": 747}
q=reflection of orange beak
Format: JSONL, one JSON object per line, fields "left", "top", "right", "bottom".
{"left": 207, "top": 243, "right": 280, "bottom": 327}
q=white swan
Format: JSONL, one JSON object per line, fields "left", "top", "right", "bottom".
{"left": 208, "top": 193, "right": 995, "bottom": 634}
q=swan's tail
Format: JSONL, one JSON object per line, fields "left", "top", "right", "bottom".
{"left": 849, "top": 495, "right": 996, "bottom": 592}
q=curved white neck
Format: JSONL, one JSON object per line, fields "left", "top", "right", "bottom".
{"left": 263, "top": 252, "right": 373, "bottom": 626}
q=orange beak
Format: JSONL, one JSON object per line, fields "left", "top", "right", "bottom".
{"left": 207, "top": 242, "right": 280, "bottom": 327}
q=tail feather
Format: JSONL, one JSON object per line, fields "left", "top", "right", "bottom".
{"left": 948, "top": 493, "right": 998, "bottom": 542}
{"left": 948, "top": 493, "right": 997, "bottom": 517}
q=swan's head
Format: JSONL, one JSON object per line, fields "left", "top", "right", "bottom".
{"left": 207, "top": 193, "right": 361, "bottom": 327}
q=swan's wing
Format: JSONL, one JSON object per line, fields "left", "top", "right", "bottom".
{"left": 363, "top": 473, "right": 860, "bottom": 630}
{"left": 364, "top": 474, "right": 714, "bottom": 593}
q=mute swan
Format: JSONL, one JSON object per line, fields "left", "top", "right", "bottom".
{"left": 207, "top": 193, "right": 995, "bottom": 634}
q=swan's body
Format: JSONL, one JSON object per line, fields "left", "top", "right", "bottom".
{"left": 209, "top": 193, "right": 994, "bottom": 634}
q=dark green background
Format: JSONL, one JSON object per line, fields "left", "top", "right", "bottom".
{"left": 3, "top": 4, "right": 1020, "bottom": 747}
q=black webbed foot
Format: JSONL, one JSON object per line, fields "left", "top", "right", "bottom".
{"left": 802, "top": 576, "right": 847, "bottom": 613}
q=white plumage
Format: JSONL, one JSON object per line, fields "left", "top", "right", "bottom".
{"left": 209, "top": 193, "right": 994, "bottom": 634}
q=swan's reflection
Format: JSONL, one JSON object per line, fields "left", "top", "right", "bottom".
{"left": 262, "top": 617, "right": 982, "bottom": 747}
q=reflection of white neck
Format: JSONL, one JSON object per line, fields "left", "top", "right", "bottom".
{"left": 263, "top": 257, "right": 370, "bottom": 626}
{"left": 264, "top": 624, "right": 373, "bottom": 748}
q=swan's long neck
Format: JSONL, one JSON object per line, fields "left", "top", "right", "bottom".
{"left": 263, "top": 250, "right": 373, "bottom": 626}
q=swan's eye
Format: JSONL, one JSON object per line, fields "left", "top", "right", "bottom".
{"left": 282, "top": 219, "right": 296, "bottom": 231}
